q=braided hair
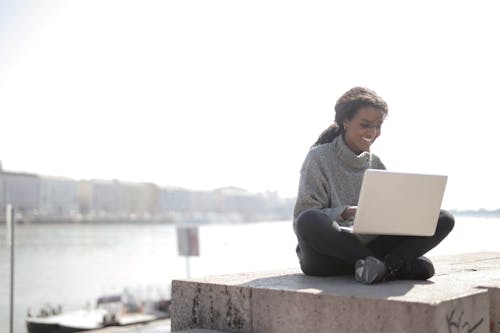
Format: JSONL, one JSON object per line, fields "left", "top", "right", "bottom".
{"left": 312, "top": 87, "right": 389, "bottom": 147}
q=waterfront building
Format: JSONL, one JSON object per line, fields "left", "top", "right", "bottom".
{"left": 0, "top": 171, "right": 40, "bottom": 214}
{"left": 0, "top": 164, "right": 295, "bottom": 222}
{"left": 214, "top": 187, "right": 260, "bottom": 215}
{"left": 78, "top": 180, "right": 160, "bottom": 220}
{"left": 0, "top": 171, "right": 3, "bottom": 208}
{"left": 39, "top": 175, "right": 79, "bottom": 217}
{"left": 119, "top": 182, "right": 159, "bottom": 218}
{"left": 89, "top": 179, "right": 121, "bottom": 217}
{"left": 158, "top": 186, "right": 192, "bottom": 213}
{"left": 78, "top": 180, "right": 93, "bottom": 216}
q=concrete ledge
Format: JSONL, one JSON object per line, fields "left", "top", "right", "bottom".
{"left": 179, "top": 328, "right": 224, "bottom": 333}
{"left": 171, "top": 252, "right": 500, "bottom": 333}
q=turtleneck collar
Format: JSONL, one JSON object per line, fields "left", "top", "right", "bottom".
{"left": 332, "top": 135, "right": 372, "bottom": 170}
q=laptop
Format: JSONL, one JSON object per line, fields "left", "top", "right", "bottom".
{"left": 337, "top": 169, "right": 447, "bottom": 236}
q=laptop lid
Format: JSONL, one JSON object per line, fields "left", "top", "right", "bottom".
{"left": 352, "top": 169, "right": 447, "bottom": 236}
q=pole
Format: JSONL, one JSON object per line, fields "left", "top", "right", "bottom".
{"left": 6, "top": 204, "right": 15, "bottom": 333}
{"left": 186, "top": 255, "right": 191, "bottom": 279}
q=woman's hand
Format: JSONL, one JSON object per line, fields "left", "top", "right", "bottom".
{"left": 341, "top": 206, "right": 357, "bottom": 221}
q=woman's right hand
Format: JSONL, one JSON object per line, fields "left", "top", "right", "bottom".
{"left": 341, "top": 206, "right": 357, "bottom": 221}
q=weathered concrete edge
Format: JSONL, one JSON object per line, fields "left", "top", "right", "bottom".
{"left": 249, "top": 285, "right": 490, "bottom": 333}
{"left": 171, "top": 279, "right": 253, "bottom": 333}
{"left": 475, "top": 285, "right": 500, "bottom": 333}
{"left": 171, "top": 279, "right": 492, "bottom": 333}
{"left": 171, "top": 252, "right": 500, "bottom": 332}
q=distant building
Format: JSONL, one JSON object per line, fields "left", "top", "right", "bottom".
{"left": 78, "top": 180, "right": 93, "bottom": 215}
{"left": 0, "top": 165, "right": 295, "bottom": 222}
{"left": 90, "top": 179, "right": 121, "bottom": 217}
{"left": 158, "top": 186, "right": 192, "bottom": 213}
{"left": 78, "top": 180, "right": 160, "bottom": 219}
{"left": 213, "top": 187, "right": 260, "bottom": 215}
{"left": 39, "top": 175, "right": 79, "bottom": 216}
{"left": 0, "top": 171, "right": 40, "bottom": 213}
{"left": 0, "top": 171, "right": 3, "bottom": 207}
{"left": 119, "top": 182, "right": 159, "bottom": 218}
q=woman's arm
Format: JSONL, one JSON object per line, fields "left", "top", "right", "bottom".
{"left": 293, "top": 150, "right": 348, "bottom": 222}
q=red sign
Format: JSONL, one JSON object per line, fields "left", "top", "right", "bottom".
{"left": 176, "top": 227, "right": 199, "bottom": 257}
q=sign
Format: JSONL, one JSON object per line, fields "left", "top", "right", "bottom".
{"left": 176, "top": 226, "right": 199, "bottom": 257}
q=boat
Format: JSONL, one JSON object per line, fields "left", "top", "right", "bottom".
{"left": 26, "top": 292, "right": 170, "bottom": 333}
{"left": 26, "top": 309, "right": 108, "bottom": 333}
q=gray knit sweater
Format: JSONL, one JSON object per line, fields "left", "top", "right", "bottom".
{"left": 293, "top": 135, "right": 386, "bottom": 232}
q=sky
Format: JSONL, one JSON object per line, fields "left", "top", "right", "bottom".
{"left": 1, "top": 1, "right": 499, "bottom": 210}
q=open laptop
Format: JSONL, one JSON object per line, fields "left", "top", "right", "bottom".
{"left": 337, "top": 169, "right": 447, "bottom": 236}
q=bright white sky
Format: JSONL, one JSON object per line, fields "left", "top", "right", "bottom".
{"left": 1, "top": 1, "right": 499, "bottom": 210}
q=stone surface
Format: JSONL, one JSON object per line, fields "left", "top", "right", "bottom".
{"left": 171, "top": 252, "right": 500, "bottom": 333}
{"left": 431, "top": 252, "right": 500, "bottom": 332}
{"left": 252, "top": 287, "right": 488, "bottom": 333}
{"left": 171, "top": 280, "right": 251, "bottom": 332}
{"left": 179, "top": 328, "right": 228, "bottom": 333}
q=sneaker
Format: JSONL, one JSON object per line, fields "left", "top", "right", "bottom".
{"left": 397, "top": 256, "right": 435, "bottom": 280}
{"left": 355, "top": 256, "right": 387, "bottom": 284}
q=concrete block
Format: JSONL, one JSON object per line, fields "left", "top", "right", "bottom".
{"left": 252, "top": 286, "right": 488, "bottom": 333}
{"left": 171, "top": 280, "right": 251, "bottom": 332}
{"left": 171, "top": 253, "right": 500, "bottom": 333}
{"left": 246, "top": 273, "right": 490, "bottom": 333}
{"left": 481, "top": 285, "right": 500, "bottom": 333}
{"left": 431, "top": 252, "right": 500, "bottom": 332}
{"left": 179, "top": 328, "right": 228, "bottom": 333}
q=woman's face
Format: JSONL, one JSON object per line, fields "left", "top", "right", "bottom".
{"left": 343, "top": 106, "right": 385, "bottom": 155}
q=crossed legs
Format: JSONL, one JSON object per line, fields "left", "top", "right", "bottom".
{"left": 294, "top": 209, "right": 454, "bottom": 278}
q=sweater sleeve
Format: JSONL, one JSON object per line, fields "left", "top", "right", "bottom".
{"left": 370, "top": 154, "right": 387, "bottom": 170}
{"left": 293, "top": 150, "right": 348, "bottom": 223}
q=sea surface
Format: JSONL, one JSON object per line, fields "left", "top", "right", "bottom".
{"left": 0, "top": 216, "right": 499, "bottom": 333}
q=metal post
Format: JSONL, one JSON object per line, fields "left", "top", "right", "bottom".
{"left": 186, "top": 256, "right": 191, "bottom": 279}
{"left": 6, "top": 204, "right": 15, "bottom": 333}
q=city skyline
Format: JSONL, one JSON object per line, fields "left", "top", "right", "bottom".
{"left": 0, "top": 161, "right": 286, "bottom": 196}
{"left": 0, "top": 166, "right": 295, "bottom": 224}
{"left": 3, "top": 161, "right": 500, "bottom": 215}
{"left": 1, "top": 1, "right": 500, "bottom": 210}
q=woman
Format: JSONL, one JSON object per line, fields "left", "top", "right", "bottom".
{"left": 293, "top": 87, "right": 454, "bottom": 284}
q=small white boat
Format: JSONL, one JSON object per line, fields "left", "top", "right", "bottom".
{"left": 26, "top": 309, "right": 108, "bottom": 333}
{"left": 26, "top": 293, "right": 170, "bottom": 333}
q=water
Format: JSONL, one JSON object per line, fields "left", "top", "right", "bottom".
{"left": 0, "top": 216, "right": 499, "bottom": 333}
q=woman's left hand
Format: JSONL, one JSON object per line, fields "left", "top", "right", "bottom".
{"left": 341, "top": 206, "right": 357, "bottom": 221}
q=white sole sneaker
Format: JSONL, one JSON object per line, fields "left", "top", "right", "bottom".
{"left": 355, "top": 256, "right": 387, "bottom": 284}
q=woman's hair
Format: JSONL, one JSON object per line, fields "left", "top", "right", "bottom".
{"left": 312, "top": 87, "right": 388, "bottom": 147}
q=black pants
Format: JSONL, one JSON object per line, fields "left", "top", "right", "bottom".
{"left": 294, "top": 208, "right": 455, "bottom": 276}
